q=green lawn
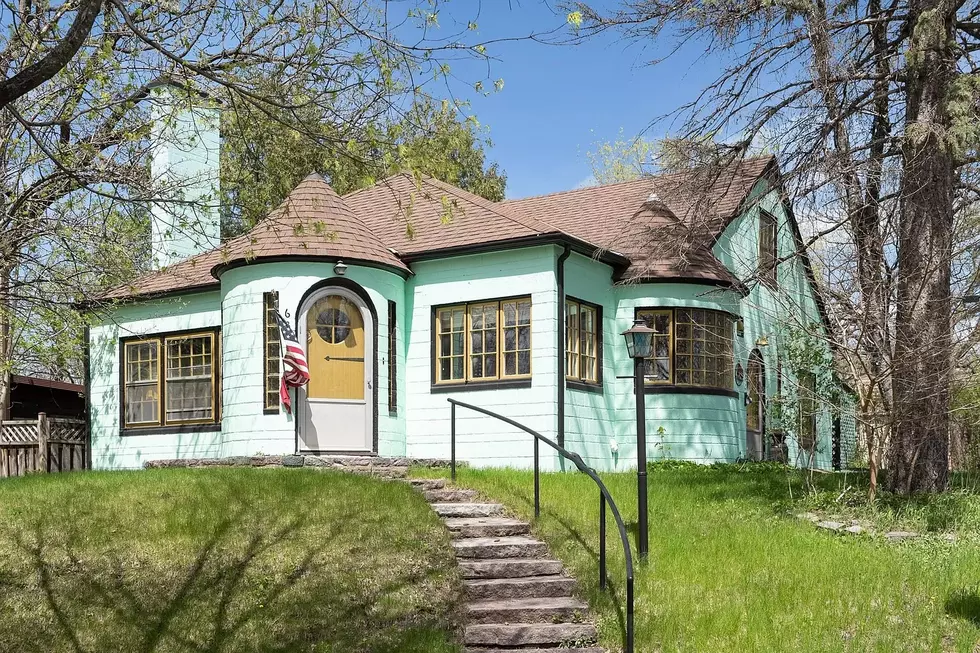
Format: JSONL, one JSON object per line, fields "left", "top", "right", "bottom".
{"left": 0, "top": 468, "right": 462, "bottom": 653}
{"left": 417, "top": 465, "right": 980, "bottom": 652}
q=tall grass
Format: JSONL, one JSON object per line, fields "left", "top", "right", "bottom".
{"left": 0, "top": 468, "right": 462, "bottom": 653}
{"left": 425, "top": 466, "right": 980, "bottom": 652}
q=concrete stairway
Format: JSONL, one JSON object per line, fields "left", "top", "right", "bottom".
{"left": 407, "top": 478, "right": 606, "bottom": 653}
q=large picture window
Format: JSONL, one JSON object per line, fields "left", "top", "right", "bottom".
{"left": 434, "top": 297, "right": 531, "bottom": 385}
{"left": 566, "top": 298, "right": 601, "bottom": 384}
{"left": 635, "top": 308, "right": 734, "bottom": 390}
{"left": 122, "top": 329, "right": 220, "bottom": 430}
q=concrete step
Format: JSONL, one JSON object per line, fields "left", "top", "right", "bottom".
{"left": 464, "top": 575, "right": 577, "bottom": 601}
{"left": 467, "top": 596, "right": 589, "bottom": 624}
{"left": 463, "top": 622, "right": 597, "bottom": 647}
{"left": 424, "top": 487, "right": 479, "bottom": 503}
{"left": 459, "top": 557, "right": 563, "bottom": 579}
{"left": 405, "top": 478, "right": 446, "bottom": 490}
{"left": 444, "top": 516, "right": 530, "bottom": 539}
{"left": 432, "top": 503, "right": 504, "bottom": 518}
{"left": 452, "top": 536, "right": 548, "bottom": 559}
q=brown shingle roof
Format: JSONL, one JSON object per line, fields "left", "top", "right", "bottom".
{"left": 343, "top": 173, "right": 569, "bottom": 258}
{"left": 101, "top": 158, "right": 774, "bottom": 301}
{"left": 502, "top": 156, "right": 774, "bottom": 285}
{"left": 211, "top": 173, "right": 409, "bottom": 275}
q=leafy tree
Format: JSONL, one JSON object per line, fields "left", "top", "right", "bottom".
{"left": 573, "top": 0, "right": 980, "bottom": 494}
{"left": 0, "top": 0, "right": 528, "bottom": 417}
{"left": 221, "top": 96, "right": 506, "bottom": 236}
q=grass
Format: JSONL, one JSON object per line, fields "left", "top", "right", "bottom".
{"left": 415, "top": 464, "right": 980, "bottom": 652}
{"left": 0, "top": 468, "right": 462, "bottom": 653}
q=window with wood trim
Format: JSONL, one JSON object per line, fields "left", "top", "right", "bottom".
{"left": 566, "top": 299, "right": 600, "bottom": 384}
{"left": 263, "top": 292, "right": 281, "bottom": 412}
{"left": 759, "top": 210, "right": 777, "bottom": 286}
{"left": 635, "top": 308, "right": 734, "bottom": 390}
{"left": 434, "top": 297, "right": 532, "bottom": 384}
{"left": 798, "top": 370, "right": 817, "bottom": 451}
{"left": 388, "top": 300, "right": 397, "bottom": 414}
{"left": 122, "top": 329, "right": 220, "bottom": 430}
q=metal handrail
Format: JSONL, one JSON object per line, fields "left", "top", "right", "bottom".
{"left": 448, "top": 398, "right": 635, "bottom": 653}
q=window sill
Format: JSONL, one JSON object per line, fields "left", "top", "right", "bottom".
{"left": 567, "top": 379, "right": 603, "bottom": 394}
{"left": 120, "top": 423, "right": 222, "bottom": 437}
{"left": 431, "top": 379, "right": 532, "bottom": 394}
{"left": 641, "top": 385, "right": 739, "bottom": 399}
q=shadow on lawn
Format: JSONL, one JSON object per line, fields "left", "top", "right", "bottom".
{"left": 0, "top": 511, "right": 456, "bottom": 653}
{"left": 945, "top": 589, "right": 980, "bottom": 627}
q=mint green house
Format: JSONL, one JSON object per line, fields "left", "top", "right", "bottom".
{"left": 84, "top": 110, "right": 856, "bottom": 471}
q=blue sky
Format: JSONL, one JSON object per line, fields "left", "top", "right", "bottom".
{"left": 433, "top": 2, "right": 724, "bottom": 200}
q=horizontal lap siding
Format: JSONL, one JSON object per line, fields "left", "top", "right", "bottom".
{"left": 88, "top": 292, "right": 223, "bottom": 469}
{"left": 220, "top": 262, "right": 406, "bottom": 457}
{"left": 405, "top": 247, "right": 559, "bottom": 469}
{"left": 563, "top": 253, "right": 744, "bottom": 471}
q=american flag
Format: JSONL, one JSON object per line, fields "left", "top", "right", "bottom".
{"left": 276, "top": 311, "right": 309, "bottom": 412}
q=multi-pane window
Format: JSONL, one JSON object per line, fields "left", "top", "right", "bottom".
{"left": 165, "top": 335, "right": 215, "bottom": 423}
{"left": 263, "top": 292, "right": 281, "bottom": 412}
{"left": 635, "top": 308, "right": 734, "bottom": 390}
{"left": 435, "top": 297, "right": 532, "bottom": 384}
{"left": 759, "top": 210, "right": 777, "bottom": 286}
{"left": 388, "top": 300, "right": 397, "bottom": 414}
{"left": 124, "top": 341, "right": 161, "bottom": 426}
{"left": 566, "top": 299, "right": 600, "bottom": 384}
{"left": 122, "top": 329, "right": 220, "bottom": 430}
{"left": 798, "top": 370, "right": 817, "bottom": 451}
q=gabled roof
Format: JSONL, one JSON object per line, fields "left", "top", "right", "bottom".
{"left": 210, "top": 173, "right": 409, "bottom": 276}
{"left": 502, "top": 156, "right": 775, "bottom": 285}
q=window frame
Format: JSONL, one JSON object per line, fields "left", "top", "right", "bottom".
{"left": 431, "top": 295, "right": 533, "bottom": 391}
{"left": 388, "top": 299, "right": 397, "bottom": 415}
{"left": 633, "top": 307, "right": 736, "bottom": 396}
{"left": 119, "top": 326, "right": 222, "bottom": 435}
{"left": 263, "top": 292, "right": 281, "bottom": 414}
{"left": 797, "top": 370, "right": 818, "bottom": 451}
{"left": 758, "top": 209, "right": 778, "bottom": 287}
{"left": 565, "top": 297, "right": 603, "bottom": 389}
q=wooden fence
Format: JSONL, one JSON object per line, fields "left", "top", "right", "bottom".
{"left": 0, "top": 413, "right": 88, "bottom": 478}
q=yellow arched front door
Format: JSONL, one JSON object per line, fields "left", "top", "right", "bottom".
{"left": 299, "top": 290, "right": 373, "bottom": 452}
{"left": 307, "top": 295, "right": 365, "bottom": 400}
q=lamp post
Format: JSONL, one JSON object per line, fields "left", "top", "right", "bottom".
{"left": 622, "top": 318, "right": 654, "bottom": 559}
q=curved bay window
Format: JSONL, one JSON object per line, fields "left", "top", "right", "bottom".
{"left": 635, "top": 308, "right": 735, "bottom": 391}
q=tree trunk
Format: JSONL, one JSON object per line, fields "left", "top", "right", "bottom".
{"left": 0, "top": 262, "right": 10, "bottom": 422}
{"left": 889, "top": 0, "right": 956, "bottom": 494}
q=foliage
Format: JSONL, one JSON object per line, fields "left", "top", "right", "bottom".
{"left": 0, "top": 468, "right": 461, "bottom": 652}
{"left": 431, "top": 466, "right": 980, "bottom": 651}
{"left": 221, "top": 95, "right": 506, "bottom": 236}
{"left": 584, "top": 128, "right": 657, "bottom": 184}
{"left": 0, "top": 0, "right": 521, "bottom": 401}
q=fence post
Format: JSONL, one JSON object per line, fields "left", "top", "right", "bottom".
{"left": 37, "top": 412, "right": 49, "bottom": 473}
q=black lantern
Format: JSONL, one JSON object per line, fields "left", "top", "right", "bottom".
{"left": 621, "top": 318, "right": 655, "bottom": 360}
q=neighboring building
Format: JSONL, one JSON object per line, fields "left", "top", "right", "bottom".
{"left": 8, "top": 375, "right": 86, "bottom": 420}
{"left": 82, "top": 109, "right": 856, "bottom": 471}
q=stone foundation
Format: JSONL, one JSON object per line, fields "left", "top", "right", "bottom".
{"left": 143, "top": 455, "right": 455, "bottom": 471}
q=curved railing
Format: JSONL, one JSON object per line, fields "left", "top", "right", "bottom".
{"left": 447, "top": 398, "right": 635, "bottom": 653}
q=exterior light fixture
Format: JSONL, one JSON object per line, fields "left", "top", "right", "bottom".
{"left": 621, "top": 317, "right": 655, "bottom": 559}
{"left": 755, "top": 336, "right": 769, "bottom": 347}
{"left": 622, "top": 318, "right": 655, "bottom": 359}
{"left": 333, "top": 261, "right": 348, "bottom": 276}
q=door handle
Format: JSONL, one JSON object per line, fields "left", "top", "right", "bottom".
{"left": 323, "top": 356, "right": 365, "bottom": 362}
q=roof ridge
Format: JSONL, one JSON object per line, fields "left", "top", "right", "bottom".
{"left": 501, "top": 154, "right": 775, "bottom": 204}
{"left": 418, "top": 175, "right": 560, "bottom": 236}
